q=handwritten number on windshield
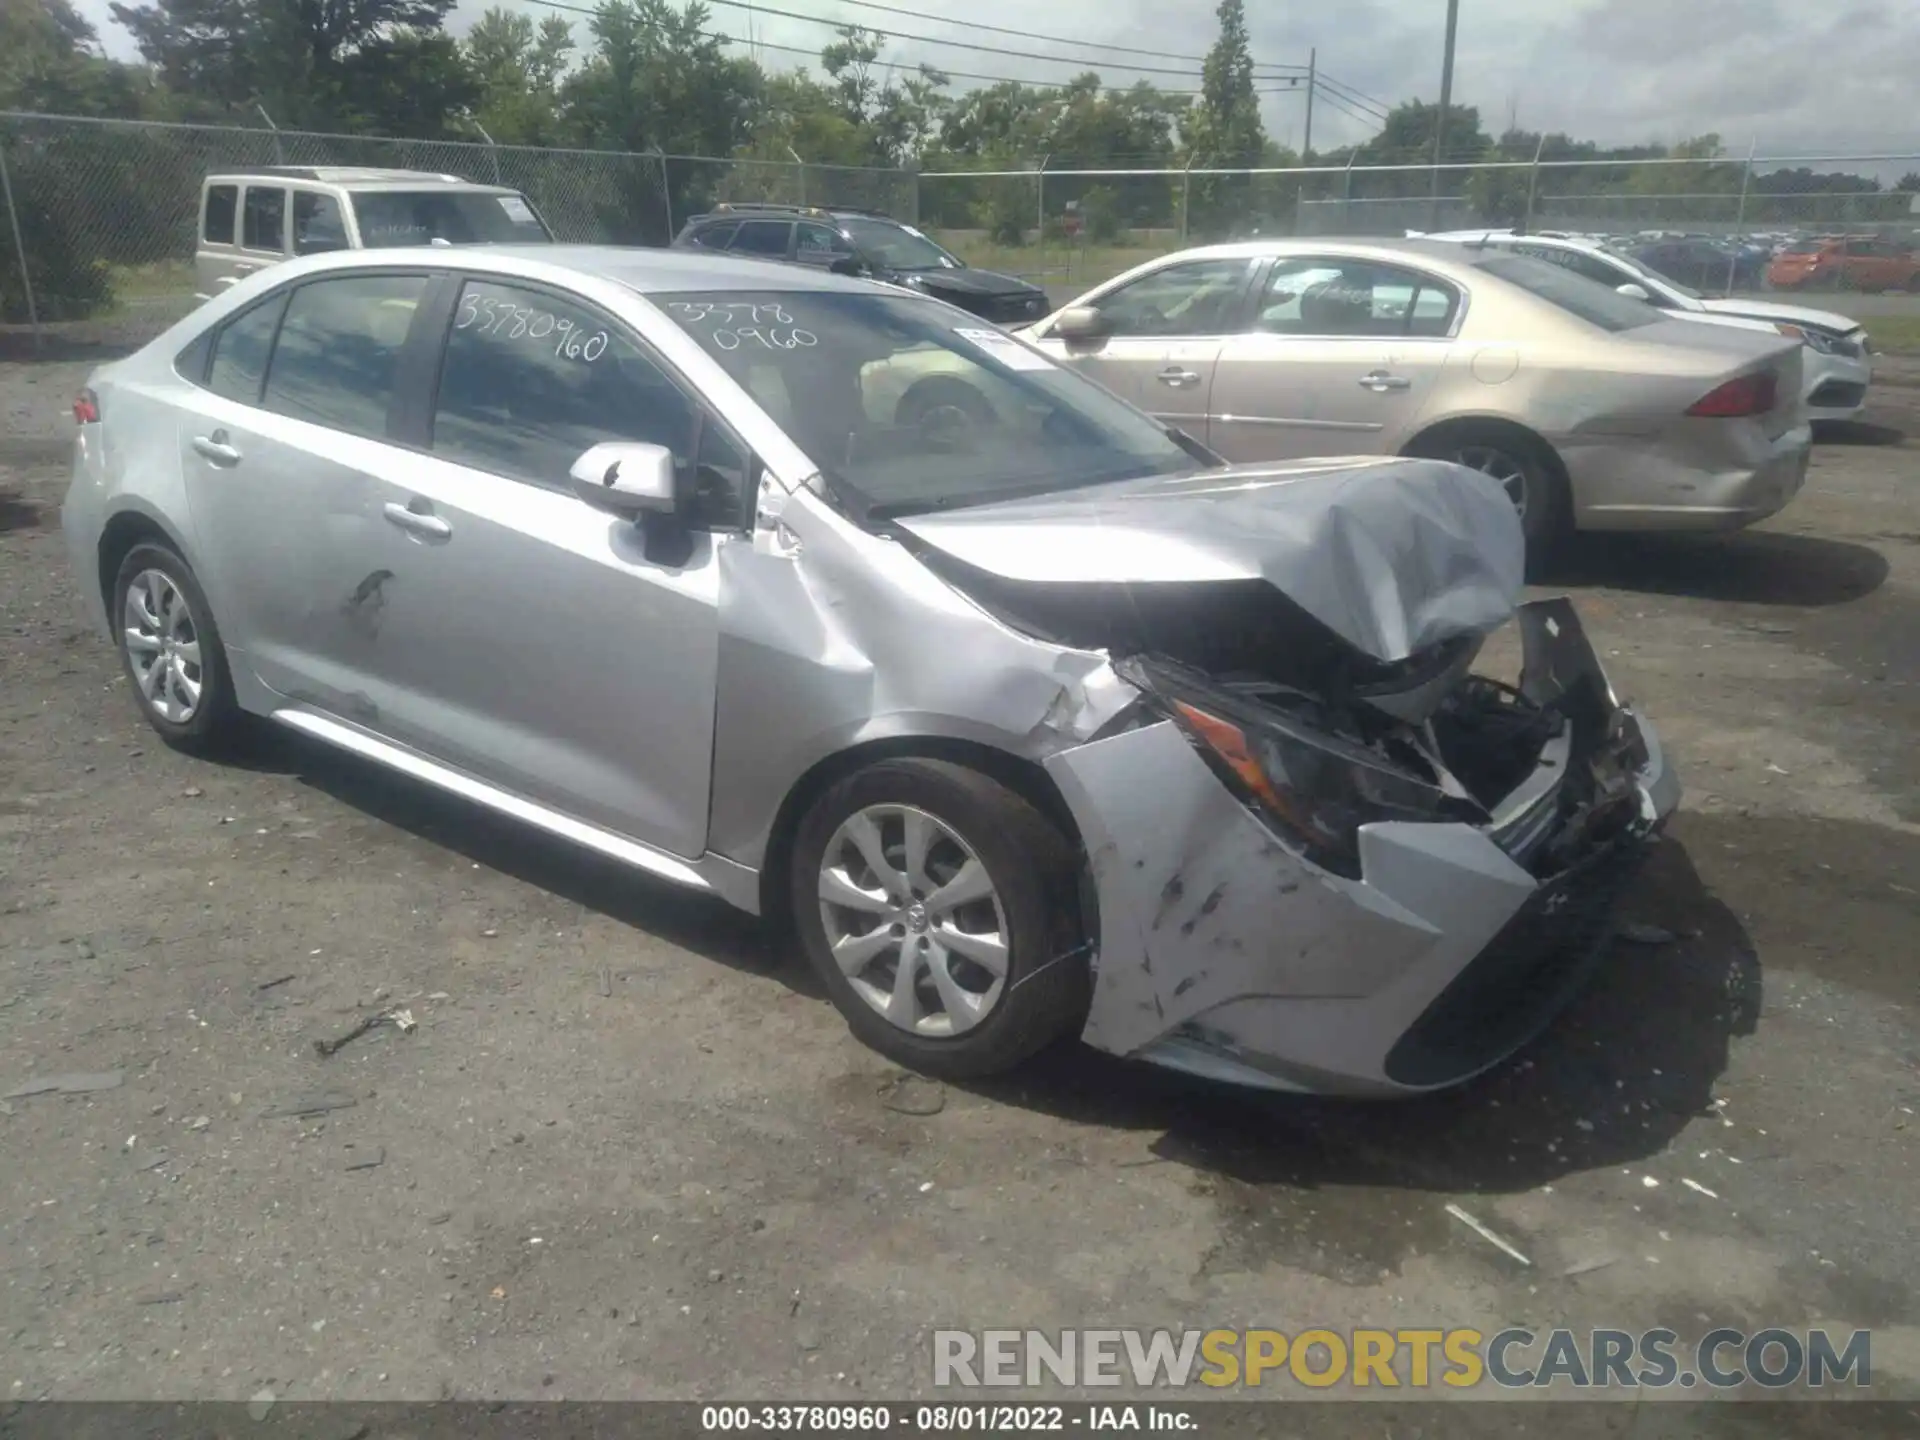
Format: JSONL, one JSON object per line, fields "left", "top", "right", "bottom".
{"left": 667, "top": 300, "right": 794, "bottom": 325}
{"left": 712, "top": 327, "right": 817, "bottom": 352}
{"left": 457, "top": 292, "right": 609, "bottom": 360}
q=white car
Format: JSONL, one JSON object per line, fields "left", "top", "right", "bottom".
{"left": 1413, "top": 230, "right": 1873, "bottom": 423}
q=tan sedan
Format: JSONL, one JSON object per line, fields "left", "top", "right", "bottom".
{"left": 1017, "top": 239, "right": 1813, "bottom": 563}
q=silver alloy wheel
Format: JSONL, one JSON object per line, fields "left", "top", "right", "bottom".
{"left": 816, "top": 803, "right": 1010, "bottom": 1037}
{"left": 122, "top": 568, "right": 204, "bottom": 725}
{"left": 1454, "top": 444, "right": 1529, "bottom": 520}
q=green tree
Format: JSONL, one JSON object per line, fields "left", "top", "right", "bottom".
{"left": 1, "top": 0, "right": 148, "bottom": 115}
{"left": 559, "top": 0, "right": 762, "bottom": 240}
{"left": 109, "top": 0, "right": 476, "bottom": 133}
{"left": 464, "top": 7, "right": 576, "bottom": 146}
{"left": 1181, "top": 0, "right": 1268, "bottom": 235}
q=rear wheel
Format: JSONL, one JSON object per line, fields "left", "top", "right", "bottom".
{"left": 789, "top": 758, "right": 1091, "bottom": 1079}
{"left": 1407, "top": 427, "right": 1570, "bottom": 579}
{"left": 111, "top": 541, "right": 244, "bottom": 755}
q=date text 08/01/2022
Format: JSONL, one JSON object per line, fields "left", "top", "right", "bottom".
{"left": 699, "top": 1405, "right": 1197, "bottom": 1432}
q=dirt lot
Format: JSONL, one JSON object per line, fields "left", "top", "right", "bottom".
{"left": 1, "top": 335, "right": 1918, "bottom": 1413}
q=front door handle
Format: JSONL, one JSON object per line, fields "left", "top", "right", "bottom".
{"left": 383, "top": 501, "right": 452, "bottom": 540}
{"left": 1359, "top": 371, "right": 1413, "bottom": 392}
{"left": 1157, "top": 366, "right": 1202, "bottom": 388}
{"left": 191, "top": 430, "right": 241, "bottom": 465}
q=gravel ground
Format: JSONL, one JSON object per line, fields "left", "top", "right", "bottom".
{"left": 2, "top": 337, "right": 1918, "bottom": 1412}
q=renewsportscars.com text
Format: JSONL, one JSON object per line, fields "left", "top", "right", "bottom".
{"left": 933, "top": 1327, "right": 1872, "bottom": 1391}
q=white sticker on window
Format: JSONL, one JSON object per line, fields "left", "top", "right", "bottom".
{"left": 499, "top": 195, "right": 537, "bottom": 224}
{"left": 953, "top": 327, "right": 1053, "bottom": 371}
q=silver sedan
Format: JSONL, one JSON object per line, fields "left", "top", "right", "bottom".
{"left": 1021, "top": 239, "right": 1814, "bottom": 567}
{"left": 61, "top": 245, "right": 1678, "bottom": 1096}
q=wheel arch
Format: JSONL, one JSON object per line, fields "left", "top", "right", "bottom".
{"left": 756, "top": 734, "right": 1089, "bottom": 929}
{"left": 95, "top": 504, "right": 194, "bottom": 619}
{"left": 1400, "top": 412, "right": 1569, "bottom": 484}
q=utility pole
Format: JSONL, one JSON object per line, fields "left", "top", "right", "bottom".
{"left": 1302, "top": 48, "right": 1316, "bottom": 163}
{"left": 1429, "top": 0, "right": 1460, "bottom": 230}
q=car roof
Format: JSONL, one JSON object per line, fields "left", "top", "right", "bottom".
{"left": 206, "top": 166, "right": 523, "bottom": 195}
{"left": 1149, "top": 235, "right": 1533, "bottom": 280}
{"left": 266, "top": 243, "right": 880, "bottom": 296}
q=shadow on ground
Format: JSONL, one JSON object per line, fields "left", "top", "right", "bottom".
{"left": 1814, "top": 418, "right": 1906, "bottom": 447}
{"left": 1554, "top": 530, "right": 1888, "bottom": 607}
{"left": 0, "top": 489, "right": 44, "bottom": 534}
{"left": 964, "top": 834, "right": 1756, "bottom": 1229}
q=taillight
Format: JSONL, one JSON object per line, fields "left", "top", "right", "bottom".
{"left": 1687, "top": 371, "right": 1776, "bottom": 418}
{"left": 73, "top": 389, "right": 100, "bottom": 425}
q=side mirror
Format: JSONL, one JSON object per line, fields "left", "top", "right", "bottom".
{"left": 569, "top": 442, "right": 677, "bottom": 519}
{"left": 1615, "top": 282, "right": 1651, "bottom": 302}
{"left": 828, "top": 255, "right": 865, "bottom": 277}
{"left": 1051, "top": 305, "right": 1111, "bottom": 342}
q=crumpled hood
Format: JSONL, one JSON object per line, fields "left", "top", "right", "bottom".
{"left": 895, "top": 455, "right": 1526, "bottom": 663}
{"left": 1699, "top": 296, "right": 1864, "bottom": 336}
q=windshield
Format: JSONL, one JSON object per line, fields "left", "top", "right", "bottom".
{"left": 839, "top": 218, "right": 960, "bottom": 271}
{"left": 1471, "top": 253, "right": 1663, "bottom": 333}
{"left": 658, "top": 289, "right": 1199, "bottom": 514}
{"left": 1600, "top": 243, "right": 1702, "bottom": 299}
{"left": 352, "top": 190, "right": 553, "bottom": 247}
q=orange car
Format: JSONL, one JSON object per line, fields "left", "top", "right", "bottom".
{"left": 1767, "top": 235, "right": 1920, "bottom": 292}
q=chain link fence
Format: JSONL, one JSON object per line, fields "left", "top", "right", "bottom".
{"left": 5, "top": 108, "right": 1918, "bottom": 343}
{"left": 0, "top": 112, "right": 910, "bottom": 342}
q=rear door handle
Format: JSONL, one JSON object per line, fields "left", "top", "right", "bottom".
{"left": 383, "top": 501, "right": 452, "bottom": 540}
{"left": 191, "top": 430, "right": 241, "bottom": 465}
{"left": 1359, "top": 371, "right": 1412, "bottom": 392}
{"left": 1157, "top": 366, "right": 1202, "bottom": 388}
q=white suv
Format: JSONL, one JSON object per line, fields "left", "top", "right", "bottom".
{"left": 195, "top": 166, "right": 554, "bottom": 303}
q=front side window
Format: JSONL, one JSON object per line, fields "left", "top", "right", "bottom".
{"left": 1255, "top": 259, "right": 1460, "bottom": 338}
{"left": 261, "top": 274, "right": 430, "bottom": 437}
{"left": 1087, "top": 258, "right": 1253, "bottom": 338}
{"left": 660, "top": 289, "right": 1198, "bottom": 516}
{"left": 689, "top": 220, "right": 739, "bottom": 250}
{"left": 204, "top": 185, "right": 237, "bottom": 245}
{"left": 430, "top": 279, "right": 700, "bottom": 492}
{"left": 797, "top": 222, "right": 854, "bottom": 259}
{"left": 1469, "top": 253, "right": 1663, "bottom": 333}
{"left": 205, "top": 294, "right": 289, "bottom": 404}
{"left": 351, "top": 190, "right": 552, "bottom": 247}
{"left": 730, "top": 220, "right": 792, "bottom": 258}
{"left": 293, "top": 192, "right": 349, "bottom": 255}
{"left": 242, "top": 186, "right": 286, "bottom": 252}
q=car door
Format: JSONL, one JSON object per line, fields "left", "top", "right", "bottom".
{"left": 349, "top": 274, "right": 736, "bottom": 859}
{"left": 176, "top": 270, "right": 438, "bottom": 705}
{"left": 795, "top": 220, "right": 857, "bottom": 273}
{"left": 1206, "top": 256, "right": 1456, "bottom": 463}
{"left": 1027, "top": 256, "right": 1257, "bottom": 440}
{"left": 728, "top": 219, "right": 796, "bottom": 263}
{"left": 195, "top": 182, "right": 242, "bottom": 299}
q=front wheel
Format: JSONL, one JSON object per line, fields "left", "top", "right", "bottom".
{"left": 789, "top": 758, "right": 1091, "bottom": 1079}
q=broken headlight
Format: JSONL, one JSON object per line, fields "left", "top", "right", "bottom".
{"left": 1124, "top": 657, "right": 1488, "bottom": 880}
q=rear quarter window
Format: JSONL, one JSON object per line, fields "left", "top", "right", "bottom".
{"left": 1471, "top": 254, "right": 1661, "bottom": 333}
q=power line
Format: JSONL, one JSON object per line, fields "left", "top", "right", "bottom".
{"left": 1313, "top": 72, "right": 1390, "bottom": 114}
{"left": 524, "top": 0, "right": 1308, "bottom": 96}
{"left": 1313, "top": 87, "right": 1383, "bottom": 132}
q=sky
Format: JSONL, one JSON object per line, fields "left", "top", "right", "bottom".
{"left": 70, "top": 0, "right": 1920, "bottom": 163}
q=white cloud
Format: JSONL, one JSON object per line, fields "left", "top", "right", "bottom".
{"left": 68, "top": 0, "right": 1920, "bottom": 166}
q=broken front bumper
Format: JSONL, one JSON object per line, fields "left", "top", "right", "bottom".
{"left": 1043, "top": 599, "right": 1680, "bottom": 1098}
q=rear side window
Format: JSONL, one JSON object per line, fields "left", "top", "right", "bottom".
{"left": 1471, "top": 254, "right": 1660, "bottom": 333}
{"left": 688, "top": 220, "right": 738, "bottom": 250}
{"left": 730, "top": 220, "right": 791, "bottom": 257}
{"left": 243, "top": 187, "right": 285, "bottom": 252}
{"left": 203, "top": 185, "right": 237, "bottom": 245}
{"left": 262, "top": 274, "right": 430, "bottom": 438}
{"left": 206, "top": 294, "right": 289, "bottom": 404}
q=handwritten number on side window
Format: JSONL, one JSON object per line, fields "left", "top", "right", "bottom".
{"left": 456, "top": 292, "right": 608, "bottom": 360}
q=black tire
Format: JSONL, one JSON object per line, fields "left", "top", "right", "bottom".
{"left": 789, "top": 757, "right": 1091, "bottom": 1080}
{"left": 1406, "top": 427, "right": 1570, "bottom": 581}
{"left": 111, "top": 540, "right": 245, "bottom": 756}
{"left": 895, "top": 377, "right": 994, "bottom": 428}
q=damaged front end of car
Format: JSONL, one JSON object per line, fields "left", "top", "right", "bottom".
{"left": 896, "top": 459, "right": 1680, "bottom": 1096}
